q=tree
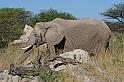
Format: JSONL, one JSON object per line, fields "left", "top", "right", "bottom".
{"left": 0, "top": 8, "right": 31, "bottom": 48}
{"left": 0, "top": 8, "right": 76, "bottom": 48}
{"left": 29, "top": 9, "right": 76, "bottom": 26}
{"left": 101, "top": 3, "right": 124, "bottom": 23}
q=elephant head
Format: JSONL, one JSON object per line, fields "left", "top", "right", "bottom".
{"left": 16, "top": 22, "right": 65, "bottom": 65}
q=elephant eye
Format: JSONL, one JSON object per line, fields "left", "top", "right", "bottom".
{"left": 46, "top": 27, "right": 50, "bottom": 31}
{"left": 34, "top": 34, "right": 38, "bottom": 37}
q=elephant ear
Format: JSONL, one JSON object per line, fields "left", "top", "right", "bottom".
{"left": 45, "top": 23, "right": 64, "bottom": 45}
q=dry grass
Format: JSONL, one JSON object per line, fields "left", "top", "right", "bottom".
{"left": 0, "top": 44, "right": 47, "bottom": 70}
{"left": 0, "top": 45, "right": 21, "bottom": 70}
{"left": 0, "top": 32, "right": 124, "bottom": 82}
{"left": 0, "top": 46, "right": 35, "bottom": 70}
{"left": 93, "top": 32, "right": 124, "bottom": 82}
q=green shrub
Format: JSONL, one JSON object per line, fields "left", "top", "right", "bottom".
{"left": 23, "top": 68, "right": 63, "bottom": 82}
{"left": 0, "top": 8, "right": 31, "bottom": 48}
{"left": 29, "top": 8, "right": 76, "bottom": 27}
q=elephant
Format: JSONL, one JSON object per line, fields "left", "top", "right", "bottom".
{"left": 15, "top": 18, "right": 111, "bottom": 65}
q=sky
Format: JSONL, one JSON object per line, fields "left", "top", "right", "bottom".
{"left": 0, "top": 0, "right": 123, "bottom": 20}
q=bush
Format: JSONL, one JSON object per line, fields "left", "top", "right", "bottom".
{"left": 0, "top": 8, "right": 31, "bottom": 48}
{"left": 23, "top": 68, "right": 63, "bottom": 82}
{"left": 29, "top": 9, "right": 76, "bottom": 26}
{"left": 0, "top": 8, "right": 76, "bottom": 48}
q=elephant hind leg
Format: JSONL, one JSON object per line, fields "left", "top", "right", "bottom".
{"left": 89, "top": 34, "right": 103, "bottom": 56}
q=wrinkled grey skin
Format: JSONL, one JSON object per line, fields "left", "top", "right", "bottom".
{"left": 16, "top": 18, "right": 111, "bottom": 65}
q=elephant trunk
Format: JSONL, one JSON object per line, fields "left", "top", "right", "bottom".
{"left": 35, "top": 33, "right": 46, "bottom": 47}
{"left": 16, "top": 31, "right": 47, "bottom": 65}
{"left": 16, "top": 31, "right": 36, "bottom": 65}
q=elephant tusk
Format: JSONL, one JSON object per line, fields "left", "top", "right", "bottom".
{"left": 21, "top": 45, "right": 32, "bottom": 50}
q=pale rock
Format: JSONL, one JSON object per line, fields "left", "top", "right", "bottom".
{"left": 60, "top": 49, "right": 91, "bottom": 64}
{"left": 7, "top": 75, "right": 13, "bottom": 82}
{"left": 31, "top": 77, "right": 41, "bottom": 82}
{"left": 0, "top": 70, "right": 9, "bottom": 80}
{"left": 49, "top": 49, "right": 113, "bottom": 82}
{"left": 50, "top": 60, "right": 66, "bottom": 71}
{"left": 12, "top": 75, "right": 21, "bottom": 82}
{"left": 84, "top": 76, "right": 91, "bottom": 82}
{"left": 11, "top": 25, "right": 33, "bottom": 45}
{"left": 21, "top": 78, "right": 30, "bottom": 82}
{"left": 0, "top": 49, "right": 115, "bottom": 82}
{"left": 50, "top": 49, "right": 91, "bottom": 71}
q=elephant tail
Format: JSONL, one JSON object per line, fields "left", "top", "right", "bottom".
{"left": 105, "top": 32, "right": 112, "bottom": 51}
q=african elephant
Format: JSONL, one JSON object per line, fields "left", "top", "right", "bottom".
{"left": 16, "top": 18, "right": 111, "bottom": 65}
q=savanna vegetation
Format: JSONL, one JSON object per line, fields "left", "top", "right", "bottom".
{"left": 0, "top": 2, "right": 124, "bottom": 82}
{"left": 0, "top": 8, "right": 76, "bottom": 49}
{"left": 101, "top": 2, "right": 124, "bottom": 31}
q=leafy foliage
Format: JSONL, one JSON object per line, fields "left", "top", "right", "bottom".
{"left": 101, "top": 2, "right": 124, "bottom": 23}
{"left": 0, "top": 8, "right": 76, "bottom": 48}
{"left": 29, "top": 9, "right": 76, "bottom": 26}
{"left": 0, "top": 8, "right": 31, "bottom": 48}
{"left": 23, "top": 68, "right": 63, "bottom": 82}
{"left": 101, "top": 3, "right": 124, "bottom": 32}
